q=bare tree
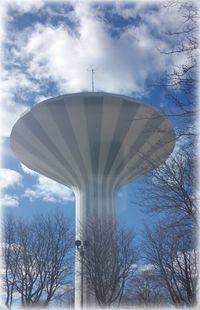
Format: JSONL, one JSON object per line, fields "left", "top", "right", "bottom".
{"left": 133, "top": 138, "right": 198, "bottom": 307}
{"left": 137, "top": 149, "right": 197, "bottom": 225}
{"left": 3, "top": 216, "right": 18, "bottom": 308}
{"left": 142, "top": 221, "right": 197, "bottom": 306}
{"left": 79, "top": 219, "right": 138, "bottom": 307}
{"left": 124, "top": 268, "right": 170, "bottom": 306}
{"left": 158, "top": 1, "right": 198, "bottom": 139}
{"left": 134, "top": 141, "right": 198, "bottom": 306}
{"left": 2, "top": 210, "right": 74, "bottom": 308}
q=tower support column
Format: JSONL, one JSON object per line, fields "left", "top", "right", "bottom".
{"left": 74, "top": 178, "right": 116, "bottom": 308}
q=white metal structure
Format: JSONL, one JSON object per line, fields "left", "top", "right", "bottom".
{"left": 10, "top": 92, "right": 175, "bottom": 307}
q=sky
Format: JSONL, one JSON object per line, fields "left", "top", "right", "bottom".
{"left": 0, "top": 0, "right": 194, "bottom": 235}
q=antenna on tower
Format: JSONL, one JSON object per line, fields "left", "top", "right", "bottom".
{"left": 87, "top": 66, "right": 97, "bottom": 92}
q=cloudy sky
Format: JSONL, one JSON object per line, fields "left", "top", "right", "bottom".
{"left": 0, "top": 0, "right": 191, "bottom": 230}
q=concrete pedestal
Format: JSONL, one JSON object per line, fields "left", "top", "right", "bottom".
{"left": 74, "top": 178, "right": 116, "bottom": 308}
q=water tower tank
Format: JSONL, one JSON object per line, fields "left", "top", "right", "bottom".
{"left": 10, "top": 92, "right": 175, "bottom": 306}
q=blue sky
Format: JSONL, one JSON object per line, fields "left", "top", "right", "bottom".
{"left": 0, "top": 1, "right": 192, "bottom": 234}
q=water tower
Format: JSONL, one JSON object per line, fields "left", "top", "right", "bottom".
{"left": 10, "top": 92, "right": 175, "bottom": 307}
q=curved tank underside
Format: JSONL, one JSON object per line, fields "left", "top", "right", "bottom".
{"left": 10, "top": 92, "right": 175, "bottom": 191}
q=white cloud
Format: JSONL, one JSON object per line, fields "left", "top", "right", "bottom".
{"left": 113, "top": 1, "right": 184, "bottom": 34}
{"left": 138, "top": 264, "right": 154, "bottom": 273}
{"left": 0, "top": 2, "right": 7, "bottom": 62}
{"left": 23, "top": 176, "right": 74, "bottom": 203}
{"left": 6, "top": 0, "right": 45, "bottom": 13}
{"left": 2, "top": 1, "right": 184, "bottom": 101}
{"left": 21, "top": 164, "right": 74, "bottom": 203}
{"left": 0, "top": 98, "right": 27, "bottom": 142}
{"left": 130, "top": 263, "right": 155, "bottom": 273}
{"left": 0, "top": 169, "right": 22, "bottom": 190}
{"left": 0, "top": 61, "right": 30, "bottom": 145}
{"left": 0, "top": 194, "right": 19, "bottom": 207}
{"left": 20, "top": 7, "right": 154, "bottom": 95}
{"left": 0, "top": 169, "right": 21, "bottom": 208}
{"left": 0, "top": 1, "right": 45, "bottom": 144}
{"left": 0, "top": 166, "right": 73, "bottom": 206}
